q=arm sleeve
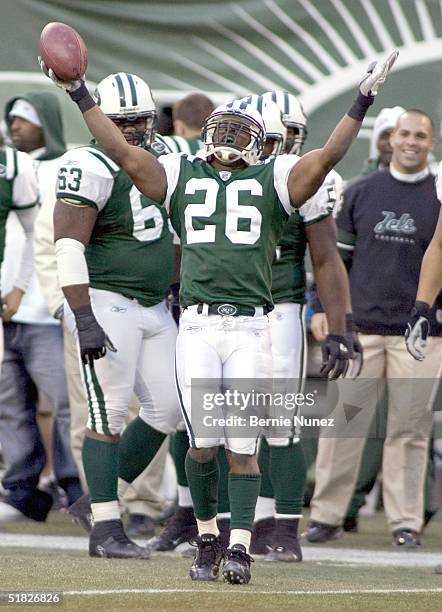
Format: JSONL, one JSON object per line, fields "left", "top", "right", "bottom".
{"left": 299, "top": 169, "right": 344, "bottom": 226}
{"left": 13, "top": 206, "right": 37, "bottom": 292}
{"left": 273, "top": 154, "right": 301, "bottom": 215}
{"left": 11, "top": 151, "right": 39, "bottom": 209}
{"left": 56, "top": 147, "right": 115, "bottom": 211}
{"left": 33, "top": 187, "right": 65, "bottom": 317}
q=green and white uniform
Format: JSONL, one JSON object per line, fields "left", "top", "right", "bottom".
{"left": 159, "top": 152, "right": 300, "bottom": 453}
{"left": 160, "top": 153, "right": 298, "bottom": 309}
{"left": 0, "top": 147, "right": 38, "bottom": 366}
{"left": 0, "top": 147, "right": 38, "bottom": 270}
{"left": 267, "top": 169, "right": 343, "bottom": 445}
{"left": 58, "top": 143, "right": 180, "bottom": 436}
{"left": 160, "top": 135, "right": 203, "bottom": 156}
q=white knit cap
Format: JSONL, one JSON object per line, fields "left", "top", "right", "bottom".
{"left": 369, "top": 106, "right": 405, "bottom": 160}
{"left": 9, "top": 99, "right": 42, "bottom": 128}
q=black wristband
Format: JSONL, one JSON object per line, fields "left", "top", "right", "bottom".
{"left": 72, "top": 303, "right": 95, "bottom": 329}
{"left": 414, "top": 301, "right": 431, "bottom": 317}
{"left": 69, "top": 82, "right": 96, "bottom": 113}
{"left": 347, "top": 92, "right": 375, "bottom": 121}
{"left": 345, "top": 313, "right": 354, "bottom": 333}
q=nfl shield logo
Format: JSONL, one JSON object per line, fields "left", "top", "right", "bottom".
{"left": 219, "top": 171, "right": 231, "bottom": 181}
{"left": 217, "top": 303, "right": 237, "bottom": 316}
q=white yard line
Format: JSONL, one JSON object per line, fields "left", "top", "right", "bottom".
{"left": 0, "top": 533, "right": 441, "bottom": 568}
{"left": 63, "top": 588, "right": 442, "bottom": 596}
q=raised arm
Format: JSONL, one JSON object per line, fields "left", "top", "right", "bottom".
{"left": 288, "top": 51, "right": 398, "bottom": 206}
{"left": 39, "top": 61, "right": 167, "bottom": 203}
{"left": 416, "top": 208, "right": 442, "bottom": 306}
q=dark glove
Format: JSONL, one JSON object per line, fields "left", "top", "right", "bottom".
{"left": 73, "top": 303, "right": 116, "bottom": 366}
{"left": 405, "top": 301, "right": 431, "bottom": 361}
{"left": 320, "top": 334, "right": 350, "bottom": 380}
{"left": 345, "top": 314, "right": 364, "bottom": 378}
{"left": 167, "top": 282, "right": 181, "bottom": 326}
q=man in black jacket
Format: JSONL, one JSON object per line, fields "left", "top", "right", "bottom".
{"left": 305, "top": 110, "right": 442, "bottom": 547}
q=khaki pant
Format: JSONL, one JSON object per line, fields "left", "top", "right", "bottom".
{"left": 310, "top": 334, "right": 442, "bottom": 533}
{"left": 63, "top": 322, "right": 169, "bottom": 518}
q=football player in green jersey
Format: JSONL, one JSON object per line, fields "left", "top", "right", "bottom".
{"left": 0, "top": 146, "right": 38, "bottom": 364}
{"left": 41, "top": 48, "right": 397, "bottom": 584}
{"left": 51, "top": 72, "right": 182, "bottom": 559}
{"left": 244, "top": 93, "right": 360, "bottom": 561}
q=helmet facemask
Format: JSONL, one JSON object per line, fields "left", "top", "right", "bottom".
{"left": 284, "top": 122, "right": 307, "bottom": 155}
{"left": 261, "top": 134, "right": 284, "bottom": 160}
{"left": 107, "top": 111, "right": 157, "bottom": 147}
{"left": 202, "top": 111, "right": 265, "bottom": 166}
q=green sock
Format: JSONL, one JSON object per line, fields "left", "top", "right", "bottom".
{"left": 258, "top": 438, "right": 274, "bottom": 498}
{"left": 173, "top": 430, "right": 190, "bottom": 486}
{"left": 118, "top": 417, "right": 166, "bottom": 483}
{"left": 229, "top": 473, "right": 262, "bottom": 531}
{"left": 185, "top": 453, "right": 219, "bottom": 520}
{"left": 270, "top": 442, "right": 306, "bottom": 515}
{"left": 82, "top": 436, "right": 119, "bottom": 504}
{"left": 217, "top": 446, "right": 230, "bottom": 513}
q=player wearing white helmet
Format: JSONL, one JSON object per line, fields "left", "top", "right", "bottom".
{"left": 225, "top": 94, "right": 361, "bottom": 561}
{"left": 262, "top": 90, "right": 307, "bottom": 155}
{"left": 48, "top": 72, "right": 181, "bottom": 560}
{"left": 41, "top": 47, "right": 397, "bottom": 584}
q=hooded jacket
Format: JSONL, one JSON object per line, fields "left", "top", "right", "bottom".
{"left": 4, "top": 92, "right": 66, "bottom": 161}
{"left": 2, "top": 92, "right": 67, "bottom": 324}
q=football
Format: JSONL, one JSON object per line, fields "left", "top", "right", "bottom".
{"left": 39, "top": 22, "right": 88, "bottom": 81}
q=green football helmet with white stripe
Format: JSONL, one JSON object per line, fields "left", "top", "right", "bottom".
{"left": 93, "top": 72, "right": 157, "bottom": 147}
{"left": 262, "top": 90, "right": 307, "bottom": 155}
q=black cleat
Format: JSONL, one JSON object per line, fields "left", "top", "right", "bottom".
{"left": 68, "top": 493, "right": 93, "bottom": 533}
{"left": 189, "top": 534, "right": 224, "bottom": 581}
{"left": 222, "top": 544, "right": 253, "bottom": 584}
{"left": 264, "top": 519, "right": 302, "bottom": 562}
{"left": 89, "top": 519, "right": 151, "bottom": 559}
{"left": 126, "top": 513, "right": 155, "bottom": 538}
{"left": 392, "top": 529, "right": 421, "bottom": 548}
{"left": 302, "top": 520, "right": 343, "bottom": 544}
{"left": 148, "top": 506, "right": 197, "bottom": 551}
{"left": 250, "top": 517, "right": 275, "bottom": 555}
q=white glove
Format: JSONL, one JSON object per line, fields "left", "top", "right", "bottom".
{"left": 405, "top": 301, "right": 431, "bottom": 361}
{"left": 359, "top": 50, "right": 399, "bottom": 97}
{"left": 38, "top": 57, "right": 82, "bottom": 93}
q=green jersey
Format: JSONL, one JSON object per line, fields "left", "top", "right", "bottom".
{"left": 0, "top": 146, "right": 38, "bottom": 265}
{"left": 56, "top": 144, "right": 174, "bottom": 307}
{"left": 160, "top": 136, "right": 203, "bottom": 156}
{"left": 271, "top": 213, "right": 307, "bottom": 304}
{"left": 271, "top": 168, "right": 343, "bottom": 304}
{"left": 159, "top": 153, "right": 300, "bottom": 308}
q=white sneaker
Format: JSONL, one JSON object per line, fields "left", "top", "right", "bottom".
{"left": 0, "top": 501, "right": 28, "bottom": 522}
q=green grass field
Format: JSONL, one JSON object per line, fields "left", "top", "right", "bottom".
{"left": 1, "top": 513, "right": 441, "bottom": 611}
